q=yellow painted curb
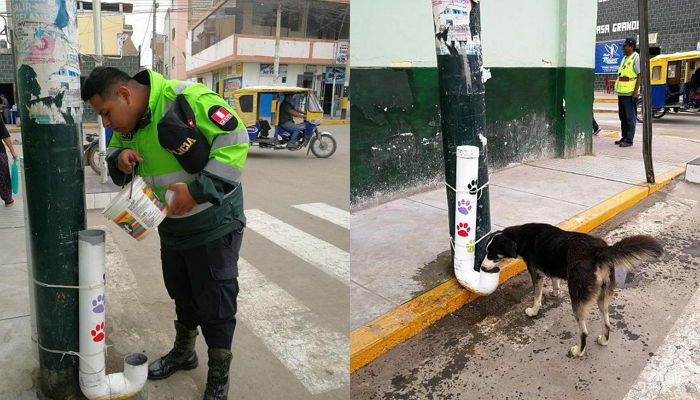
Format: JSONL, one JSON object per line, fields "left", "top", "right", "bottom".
{"left": 8, "top": 123, "right": 99, "bottom": 133}
{"left": 320, "top": 119, "right": 350, "bottom": 125}
{"left": 349, "top": 165, "right": 686, "bottom": 373}
{"left": 594, "top": 98, "right": 618, "bottom": 103}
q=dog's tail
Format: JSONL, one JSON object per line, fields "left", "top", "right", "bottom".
{"left": 596, "top": 235, "right": 663, "bottom": 272}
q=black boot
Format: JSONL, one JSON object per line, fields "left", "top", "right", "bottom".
{"left": 203, "top": 348, "right": 232, "bottom": 400}
{"left": 148, "top": 320, "right": 199, "bottom": 380}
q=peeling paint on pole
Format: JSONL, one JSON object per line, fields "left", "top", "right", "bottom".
{"left": 13, "top": 0, "right": 82, "bottom": 125}
{"left": 432, "top": 0, "right": 492, "bottom": 270}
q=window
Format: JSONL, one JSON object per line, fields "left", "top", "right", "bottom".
{"left": 171, "top": 28, "right": 175, "bottom": 40}
{"left": 239, "top": 95, "right": 253, "bottom": 112}
{"left": 651, "top": 66, "right": 661, "bottom": 81}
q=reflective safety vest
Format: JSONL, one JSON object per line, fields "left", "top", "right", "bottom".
{"left": 107, "top": 70, "right": 249, "bottom": 247}
{"left": 614, "top": 52, "right": 639, "bottom": 94}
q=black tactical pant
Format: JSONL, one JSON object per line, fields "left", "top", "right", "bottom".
{"left": 160, "top": 229, "right": 243, "bottom": 349}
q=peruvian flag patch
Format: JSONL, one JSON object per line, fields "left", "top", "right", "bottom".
{"left": 208, "top": 105, "right": 237, "bottom": 131}
{"left": 210, "top": 107, "right": 233, "bottom": 126}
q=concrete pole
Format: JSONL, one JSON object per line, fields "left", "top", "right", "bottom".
{"left": 432, "top": 0, "right": 491, "bottom": 268}
{"left": 10, "top": 0, "right": 85, "bottom": 398}
{"left": 330, "top": 72, "right": 337, "bottom": 117}
{"left": 637, "top": 0, "right": 655, "bottom": 183}
{"left": 152, "top": 1, "right": 158, "bottom": 71}
{"left": 93, "top": 0, "right": 108, "bottom": 183}
{"left": 273, "top": 0, "right": 282, "bottom": 84}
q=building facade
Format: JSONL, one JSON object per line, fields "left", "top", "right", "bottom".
{"left": 351, "top": 0, "right": 597, "bottom": 207}
{"left": 185, "top": 0, "right": 349, "bottom": 114}
{"left": 595, "top": 0, "right": 700, "bottom": 91}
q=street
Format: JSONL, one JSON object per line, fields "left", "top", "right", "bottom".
{"left": 351, "top": 179, "right": 700, "bottom": 400}
{"left": 86, "top": 124, "right": 349, "bottom": 400}
{"left": 595, "top": 111, "right": 700, "bottom": 142}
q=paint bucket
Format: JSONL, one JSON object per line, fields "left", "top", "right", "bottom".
{"left": 102, "top": 176, "right": 167, "bottom": 240}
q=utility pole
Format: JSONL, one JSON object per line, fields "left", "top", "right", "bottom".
{"left": 11, "top": 0, "right": 85, "bottom": 398}
{"left": 432, "top": 0, "right": 491, "bottom": 268}
{"left": 637, "top": 0, "right": 655, "bottom": 183}
{"left": 152, "top": 0, "right": 158, "bottom": 71}
{"left": 93, "top": 0, "right": 108, "bottom": 183}
{"left": 273, "top": 0, "right": 282, "bottom": 83}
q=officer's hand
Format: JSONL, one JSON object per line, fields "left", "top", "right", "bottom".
{"left": 632, "top": 91, "right": 639, "bottom": 99}
{"left": 117, "top": 150, "right": 144, "bottom": 174}
{"left": 166, "top": 183, "right": 196, "bottom": 217}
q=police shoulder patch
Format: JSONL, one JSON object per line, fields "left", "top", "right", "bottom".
{"left": 208, "top": 105, "right": 237, "bottom": 131}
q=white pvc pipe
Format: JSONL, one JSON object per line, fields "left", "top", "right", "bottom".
{"left": 78, "top": 230, "right": 148, "bottom": 400}
{"left": 453, "top": 146, "right": 500, "bottom": 295}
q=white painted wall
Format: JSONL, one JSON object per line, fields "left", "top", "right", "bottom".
{"left": 482, "top": 0, "right": 561, "bottom": 68}
{"left": 313, "top": 42, "right": 336, "bottom": 60}
{"left": 482, "top": 0, "right": 597, "bottom": 68}
{"left": 237, "top": 37, "right": 313, "bottom": 59}
{"left": 350, "top": 0, "right": 437, "bottom": 68}
{"left": 187, "top": 35, "right": 234, "bottom": 71}
{"left": 563, "top": 0, "right": 597, "bottom": 68}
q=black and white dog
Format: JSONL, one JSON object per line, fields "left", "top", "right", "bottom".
{"left": 480, "top": 223, "right": 663, "bottom": 357}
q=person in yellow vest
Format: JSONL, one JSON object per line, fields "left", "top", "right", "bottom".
{"left": 81, "top": 67, "right": 249, "bottom": 400}
{"left": 613, "top": 37, "right": 640, "bottom": 147}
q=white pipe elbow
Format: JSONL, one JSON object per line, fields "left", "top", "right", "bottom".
{"left": 453, "top": 145, "right": 501, "bottom": 295}
{"left": 455, "top": 265, "right": 500, "bottom": 295}
{"left": 80, "top": 353, "right": 148, "bottom": 400}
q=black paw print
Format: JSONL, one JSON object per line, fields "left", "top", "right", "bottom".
{"left": 467, "top": 179, "right": 478, "bottom": 195}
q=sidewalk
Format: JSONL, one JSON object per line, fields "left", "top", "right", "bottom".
{"left": 350, "top": 129, "right": 700, "bottom": 371}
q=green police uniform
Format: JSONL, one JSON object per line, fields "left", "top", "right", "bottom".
{"left": 105, "top": 69, "right": 248, "bottom": 353}
{"left": 106, "top": 69, "right": 249, "bottom": 249}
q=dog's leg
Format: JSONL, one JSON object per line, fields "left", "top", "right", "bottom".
{"left": 596, "top": 286, "right": 612, "bottom": 346}
{"left": 549, "top": 278, "right": 561, "bottom": 297}
{"left": 525, "top": 275, "right": 545, "bottom": 317}
{"left": 570, "top": 302, "right": 592, "bottom": 357}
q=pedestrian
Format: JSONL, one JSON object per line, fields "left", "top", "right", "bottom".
{"left": 278, "top": 93, "right": 305, "bottom": 149}
{"left": 592, "top": 117, "right": 601, "bottom": 136}
{"left": 0, "top": 115, "right": 18, "bottom": 206}
{"left": 614, "top": 37, "right": 640, "bottom": 147}
{"left": 0, "top": 94, "right": 9, "bottom": 124}
{"left": 81, "top": 67, "right": 249, "bottom": 400}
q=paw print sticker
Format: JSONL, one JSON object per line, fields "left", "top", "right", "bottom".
{"left": 467, "top": 180, "right": 478, "bottom": 195}
{"left": 92, "top": 294, "right": 105, "bottom": 314}
{"left": 91, "top": 322, "right": 105, "bottom": 343}
{"left": 466, "top": 238, "right": 476, "bottom": 253}
{"left": 456, "top": 222, "right": 471, "bottom": 237}
{"left": 457, "top": 199, "right": 472, "bottom": 215}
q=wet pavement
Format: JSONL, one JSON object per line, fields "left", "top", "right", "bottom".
{"left": 352, "top": 180, "right": 700, "bottom": 400}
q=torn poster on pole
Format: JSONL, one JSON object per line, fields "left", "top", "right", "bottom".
{"left": 13, "top": 0, "right": 82, "bottom": 125}
{"left": 432, "top": 0, "right": 481, "bottom": 56}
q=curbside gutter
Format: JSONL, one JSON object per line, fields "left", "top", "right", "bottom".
{"left": 350, "top": 166, "right": 686, "bottom": 373}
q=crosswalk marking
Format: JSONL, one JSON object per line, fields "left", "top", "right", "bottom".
{"left": 237, "top": 258, "right": 349, "bottom": 394}
{"left": 245, "top": 209, "right": 350, "bottom": 285}
{"left": 623, "top": 285, "right": 700, "bottom": 400}
{"left": 292, "top": 203, "right": 350, "bottom": 229}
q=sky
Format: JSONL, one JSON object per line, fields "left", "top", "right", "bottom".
{"left": 0, "top": 1, "right": 166, "bottom": 68}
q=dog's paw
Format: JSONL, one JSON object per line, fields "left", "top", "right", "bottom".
{"left": 570, "top": 345, "right": 585, "bottom": 357}
{"left": 525, "top": 307, "right": 539, "bottom": 317}
{"left": 597, "top": 335, "right": 609, "bottom": 346}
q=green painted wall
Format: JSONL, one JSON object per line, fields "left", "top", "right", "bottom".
{"left": 484, "top": 66, "right": 593, "bottom": 169}
{"left": 350, "top": 68, "right": 443, "bottom": 205}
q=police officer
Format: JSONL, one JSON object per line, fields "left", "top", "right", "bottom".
{"left": 614, "top": 37, "right": 640, "bottom": 147}
{"left": 81, "top": 67, "right": 249, "bottom": 400}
